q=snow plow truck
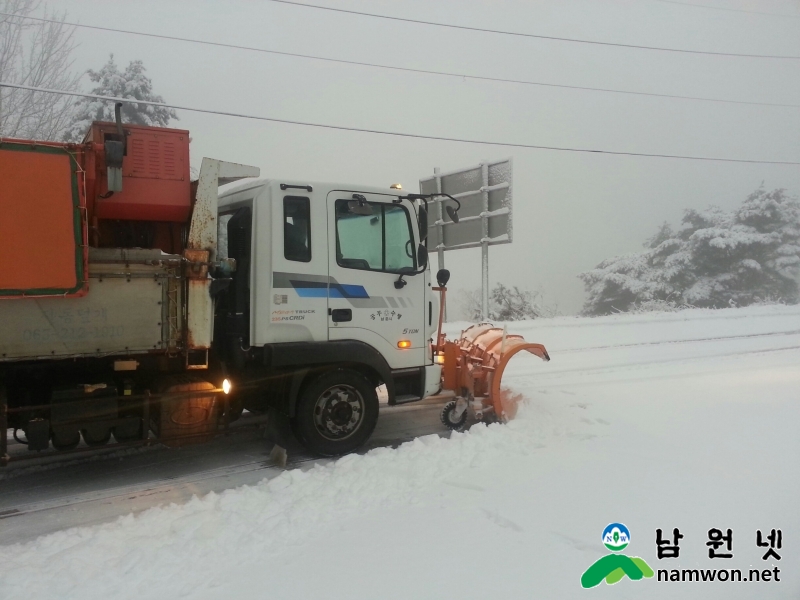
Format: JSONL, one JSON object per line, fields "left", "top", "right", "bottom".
{"left": 0, "top": 106, "right": 550, "bottom": 464}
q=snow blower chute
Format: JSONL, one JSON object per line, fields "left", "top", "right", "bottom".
{"left": 432, "top": 273, "right": 550, "bottom": 431}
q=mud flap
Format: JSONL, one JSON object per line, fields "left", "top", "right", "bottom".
{"left": 264, "top": 406, "right": 291, "bottom": 467}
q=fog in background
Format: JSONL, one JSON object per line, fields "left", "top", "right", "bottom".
{"left": 62, "top": 0, "right": 800, "bottom": 314}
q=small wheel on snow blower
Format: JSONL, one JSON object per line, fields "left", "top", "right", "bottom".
{"left": 441, "top": 400, "right": 467, "bottom": 431}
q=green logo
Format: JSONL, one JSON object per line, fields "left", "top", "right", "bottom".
{"left": 581, "top": 523, "right": 654, "bottom": 589}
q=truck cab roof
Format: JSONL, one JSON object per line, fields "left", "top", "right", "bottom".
{"left": 218, "top": 178, "right": 405, "bottom": 206}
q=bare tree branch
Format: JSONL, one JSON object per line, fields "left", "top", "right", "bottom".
{"left": 0, "top": 0, "right": 81, "bottom": 140}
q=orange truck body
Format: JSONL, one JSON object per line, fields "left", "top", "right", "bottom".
{"left": 0, "top": 123, "right": 190, "bottom": 298}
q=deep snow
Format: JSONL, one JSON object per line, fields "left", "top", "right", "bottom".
{"left": 1, "top": 304, "right": 799, "bottom": 599}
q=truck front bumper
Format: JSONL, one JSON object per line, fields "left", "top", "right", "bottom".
{"left": 423, "top": 364, "right": 442, "bottom": 398}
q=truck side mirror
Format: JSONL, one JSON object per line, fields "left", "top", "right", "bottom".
{"left": 417, "top": 244, "right": 428, "bottom": 269}
{"left": 418, "top": 206, "right": 428, "bottom": 241}
{"left": 347, "top": 199, "right": 373, "bottom": 216}
{"left": 348, "top": 194, "right": 373, "bottom": 215}
{"left": 445, "top": 204, "right": 460, "bottom": 224}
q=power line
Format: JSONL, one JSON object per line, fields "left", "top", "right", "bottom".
{"left": 653, "top": 0, "right": 800, "bottom": 19}
{"left": 266, "top": 0, "right": 800, "bottom": 59}
{"left": 2, "top": 82, "right": 798, "bottom": 166}
{"left": 1, "top": 12, "right": 797, "bottom": 109}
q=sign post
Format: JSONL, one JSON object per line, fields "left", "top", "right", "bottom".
{"left": 434, "top": 167, "right": 445, "bottom": 273}
{"left": 481, "top": 161, "right": 490, "bottom": 320}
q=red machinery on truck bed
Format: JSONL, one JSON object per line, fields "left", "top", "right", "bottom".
{"left": 1, "top": 119, "right": 192, "bottom": 299}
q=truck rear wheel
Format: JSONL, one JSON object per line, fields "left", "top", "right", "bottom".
{"left": 293, "top": 369, "right": 379, "bottom": 457}
{"left": 82, "top": 424, "right": 112, "bottom": 446}
{"left": 51, "top": 428, "right": 80, "bottom": 451}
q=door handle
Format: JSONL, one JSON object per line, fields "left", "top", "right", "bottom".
{"left": 331, "top": 308, "right": 352, "bottom": 322}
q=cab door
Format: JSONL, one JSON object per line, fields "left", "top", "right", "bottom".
{"left": 327, "top": 191, "right": 425, "bottom": 369}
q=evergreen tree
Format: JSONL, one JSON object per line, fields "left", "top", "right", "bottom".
{"left": 580, "top": 187, "right": 800, "bottom": 315}
{"left": 459, "top": 284, "right": 556, "bottom": 321}
{"left": 63, "top": 55, "right": 177, "bottom": 141}
{"left": 579, "top": 252, "right": 662, "bottom": 316}
{"left": 490, "top": 284, "right": 541, "bottom": 321}
{"left": 675, "top": 191, "right": 800, "bottom": 307}
{"left": 645, "top": 221, "right": 674, "bottom": 249}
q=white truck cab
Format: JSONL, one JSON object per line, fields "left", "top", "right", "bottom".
{"left": 214, "top": 179, "right": 442, "bottom": 454}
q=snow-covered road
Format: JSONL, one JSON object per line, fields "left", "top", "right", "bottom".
{"left": 1, "top": 305, "right": 798, "bottom": 599}
{"left": 0, "top": 397, "right": 451, "bottom": 543}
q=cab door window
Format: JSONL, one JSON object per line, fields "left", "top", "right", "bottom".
{"left": 384, "top": 205, "right": 415, "bottom": 271}
{"left": 284, "top": 196, "right": 311, "bottom": 262}
{"left": 335, "top": 200, "right": 415, "bottom": 272}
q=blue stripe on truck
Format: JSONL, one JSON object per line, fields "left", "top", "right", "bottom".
{"left": 290, "top": 280, "right": 369, "bottom": 299}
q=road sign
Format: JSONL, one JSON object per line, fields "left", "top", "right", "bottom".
{"left": 419, "top": 157, "right": 512, "bottom": 252}
{"left": 419, "top": 158, "right": 513, "bottom": 320}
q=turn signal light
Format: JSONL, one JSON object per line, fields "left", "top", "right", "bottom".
{"left": 435, "top": 353, "right": 445, "bottom": 365}
{"left": 397, "top": 340, "right": 412, "bottom": 349}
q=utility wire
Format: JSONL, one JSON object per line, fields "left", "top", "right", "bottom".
{"left": 1, "top": 12, "right": 796, "bottom": 109}
{"left": 652, "top": 0, "right": 800, "bottom": 19}
{"left": 2, "top": 82, "right": 798, "bottom": 165}
{"left": 266, "top": 0, "right": 800, "bottom": 59}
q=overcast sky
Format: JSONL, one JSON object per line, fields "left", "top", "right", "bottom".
{"left": 60, "top": 0, "right": 800, "bottom": 314}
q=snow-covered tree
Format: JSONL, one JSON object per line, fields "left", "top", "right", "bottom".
{"left": 580, "top": 187, "right": 800, "bottom": 315}
{"left": 682, "top": 189, "right": 800, "bottom": 307}
{"left": 459, "top": 284, "right": 557, "bottom": 321}
{"left": 63, "top": 55, "right": 177, "bottom": 141}
{"left": 0, "top": 1, "right": 81, "bottom": 140}
{"left": 578, "top": 252, "right": 665, "bottom": 316}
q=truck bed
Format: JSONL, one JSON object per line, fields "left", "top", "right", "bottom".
{"left": 0, "top": 248, "right": 183, "bottom": 361}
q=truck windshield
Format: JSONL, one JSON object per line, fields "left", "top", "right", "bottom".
{"left": 335, "top": 200, "right": 415, "bottom": 273}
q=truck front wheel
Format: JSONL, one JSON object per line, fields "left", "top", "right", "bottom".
{"left": 293, "top": 369, "right": 379, "bottom": 456}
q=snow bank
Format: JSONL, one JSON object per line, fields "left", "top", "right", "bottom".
{"left": 0, "top": 403, "right": 561, "bottom": 599}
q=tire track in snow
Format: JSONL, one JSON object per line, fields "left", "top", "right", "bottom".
{"left": 0, "top": 454, "right": 323, "bottom": 522}
{"left": 501, "top": 308, "right": 800, "bottom": 331}
{"left": 0, "top": 398, "right": 452, "bottom": 543}
{"left": 504, "top": 343, "right": 800, "bottom": 381}
{"left": 555, "top": 328, "right": 800, "bottom": 353}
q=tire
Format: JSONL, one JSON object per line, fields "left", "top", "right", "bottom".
{"left": 82, "top": 424, "right": 112, "bottom": 446}
{"left": 113, "top": 416, "right": 143, "bottom": 443}
{"left": 293, "top": 369, "right": 379, "bottom": 456}
{"left": 441, "top": 400, "right": 467, "bottom": 431}
{"left": 52, "top": 428, "right": 80, "bottom": 451}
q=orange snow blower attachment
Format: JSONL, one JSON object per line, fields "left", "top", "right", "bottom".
{"left": 433, "top": 283, "right": 550, "bottom": 430}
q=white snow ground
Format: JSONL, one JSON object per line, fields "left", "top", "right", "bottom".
{"left": 1, "top": 304, "right": 799, "bottom": 599}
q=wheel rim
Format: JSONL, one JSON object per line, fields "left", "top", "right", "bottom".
{"left": 447, "top": 409, "right": 460, "bottom": 425}
{"left": 313, "top": 384, "right": 365, "bottom": 441}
